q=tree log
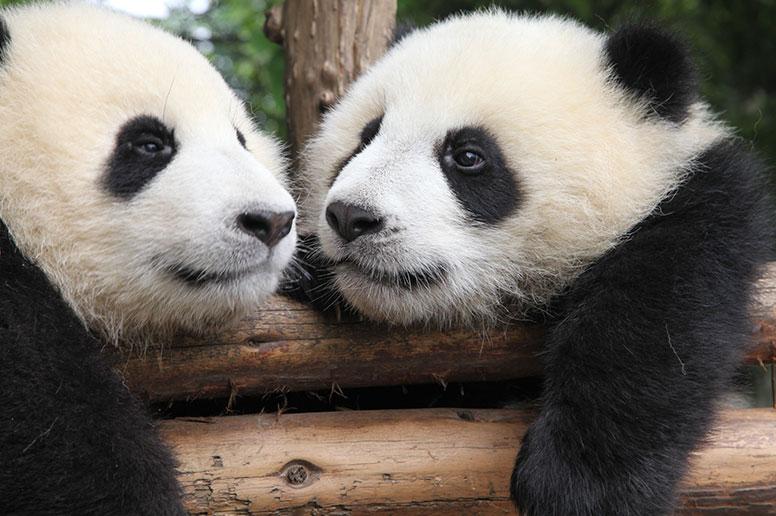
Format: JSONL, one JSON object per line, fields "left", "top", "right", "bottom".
{"left": 267, "top": 0, "right": 397, "bottom": 165}
{"left": 122, "top": 264, "right": 776, "bottom": 403}
{"left": 164, "top": 407, "right": 776, "bottom": 514}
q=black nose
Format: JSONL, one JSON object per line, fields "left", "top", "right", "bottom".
{"left": 325, "top": 201, "right": 383, "bottom": 243}
{"left": 236, "top": 210, "right": 295, "bottom": 248}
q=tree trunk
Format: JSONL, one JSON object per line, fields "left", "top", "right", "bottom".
{"left": 265, "top": 0, "right": 397, "bottom": 169}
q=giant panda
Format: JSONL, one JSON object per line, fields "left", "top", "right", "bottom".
{"left": 0, "top": 3, "right": 296, "bottom": 514}
{"left": 293, "top": 11, "right": 773, "bottom": 516}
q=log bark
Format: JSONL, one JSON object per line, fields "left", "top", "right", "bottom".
{"left": 164, "top": 407, "right": 776, "bottom": 514}
{"left": 121, "top": 264, "right": 776, "bottom": 403}
{"left": 265, "top": 0, "right": 397, "bottom": 165}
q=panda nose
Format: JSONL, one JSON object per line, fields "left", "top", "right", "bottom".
{"left": 236, "top": 210, "right": 295, "bottom": 248}
{"left": 325, "top": 201, "right": 384, "bottom": 243}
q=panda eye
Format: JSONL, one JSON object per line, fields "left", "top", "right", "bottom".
{"left": 142, "top": 141, "right": 161, "bottom": 153}
{"left": 132, "top": 134, "right": 171, "bottom": 157}
{"left": 452, "top": 148, "right": 486, "bottom": 171}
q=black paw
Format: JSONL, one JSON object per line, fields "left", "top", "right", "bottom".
{"left": 511, "top": 418, "right": 674, "bottom": 516}
{"left": 511, "top": 425, "right": 590, "bottom": 516}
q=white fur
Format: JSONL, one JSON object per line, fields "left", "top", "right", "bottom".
{"left": 299, "top": 11, "right": 728, "bottom": 327}
{"left": 0, "top": 3, "right": 296, "bottom": 343}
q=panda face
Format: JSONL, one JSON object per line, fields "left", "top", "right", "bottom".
{"left": 0, "top": 5, "right": 296, "bottom": 341}
{"left": 299, "top": 12, "right": 727, "bottom": 327}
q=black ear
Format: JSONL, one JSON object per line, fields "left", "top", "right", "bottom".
{"left": 391, "top": 20, "right": 416, "bottom": 47}
{"left": 605, "top": 24, "right": 697, "bottom": 123}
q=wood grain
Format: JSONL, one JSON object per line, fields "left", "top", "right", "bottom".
{"left": 163, "top": 408, "right": 776, "bottom": 515}
{"left": 121, "top": 264, "right": 776, "bottom": 402}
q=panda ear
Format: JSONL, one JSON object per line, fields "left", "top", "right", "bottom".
{"left": 391, "top": 20, "right": 416, "bottom": 47}
{"left": 605, "top": 24, "right": 697, "bottom": 123}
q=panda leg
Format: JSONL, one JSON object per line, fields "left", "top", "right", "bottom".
{"left": 511, "top": 143, "right": 770, "bottom": 515}
{"left": 511, "top": 256, "right": 748, "bottom": 515}
{"left": 0, "top": 221, "right": 185, "bottom": 515}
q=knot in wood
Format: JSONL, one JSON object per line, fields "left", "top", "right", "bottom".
{"left": 305, "top": 68, "right": 317, "bottom": 85}
{"left": 280, "top": 459, "right": 320, "bottom": 489}
{"left": 319, "top": 90, "right": 336, "bottom": 110}
{"left": 286, "top": 464, "right": 308, "bottom": 485}
{"left": 321, "top": 60, "right": 338, "bottom": 82}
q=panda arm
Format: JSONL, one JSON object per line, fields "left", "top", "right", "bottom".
{"left": 0, "top": 222, "right": 185, "bottom": 515}
{"left": 511, "top": 141, "right": 773, "bottom": 515}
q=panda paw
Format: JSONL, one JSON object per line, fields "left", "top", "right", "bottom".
{"left": 510, "top": 419, "right": 671, "bottom": 516}
{"left": 511, "top": 425, "right": 590, "bottom": 516}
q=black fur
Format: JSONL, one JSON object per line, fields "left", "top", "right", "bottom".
{"left": 0, "top": 16, "right": 10, "bottom": 63}
{"left": 360, "top": 116, "right": 382, "bottom": 147}
{"left": 103, "top": 115, "right": 178, "bottom": 199}
{"left": 282, "top": 233, "right": 348, "bottom": 313}
{"left": 236, "top": 127, "right": 247, "bottom": 149}
{"left": 330, "top": 116, "right": 383, "bottom": 187}
{"left": 511, "top": 139, "right": 773, "bottom": 515}
{"left": 605, "top": 24, "right": 697, "bottom": 123}
{"left": 438, "top": 126, "right": 520, "bottom": 224}
{"left": 0, "top": 220, "right": 185, "bottom": 515}
{"left": 391, "top": 20, "right": 416, "bottom": 46}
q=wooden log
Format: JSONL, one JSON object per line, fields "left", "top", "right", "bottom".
{"left": 121, "top": 299, "right": 543, "bottom": 401}
{"left": 164, "top": 408, "right": 776, "bottom": 514}
{"left": 122, "top": 264, "right": 776, "bottom": 402}
{"left": 265, "top": 0, "right": 397, "bottom": 165}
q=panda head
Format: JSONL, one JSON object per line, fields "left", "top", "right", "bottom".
{"left": 299, "top": 11, "right": 728, "bottom": 327}
{"left": 0, "top": 4, "right": 296, "bottom": 342}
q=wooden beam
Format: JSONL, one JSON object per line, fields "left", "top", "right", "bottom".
{"left": 121, "top": 264, "right": 776, "bottom": 402}
{"left": 164, "top": 408, "right": 776, "bottom": 514}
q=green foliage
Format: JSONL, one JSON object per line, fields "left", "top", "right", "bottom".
{"left": 160, "top": 0, "right": 286, "bottom": 136}
{"left": 0, "top": 0, "right": 35, "bottom": 9}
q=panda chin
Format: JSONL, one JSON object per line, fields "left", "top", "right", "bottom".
{"left": 335, "top": 259, "right": 447, "bottom": 291}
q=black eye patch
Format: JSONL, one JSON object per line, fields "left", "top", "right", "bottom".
{"left": 438, "top": 126, "right": 520, "bottom": 224}
{"left": 103, "top": 115, "right": 177, "bottom": 199}
{"left": 329, "top": 115, "right": 383, "bottom": 187}
{"left": 359, "top": 116, "right": 382, "bottom": 147}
